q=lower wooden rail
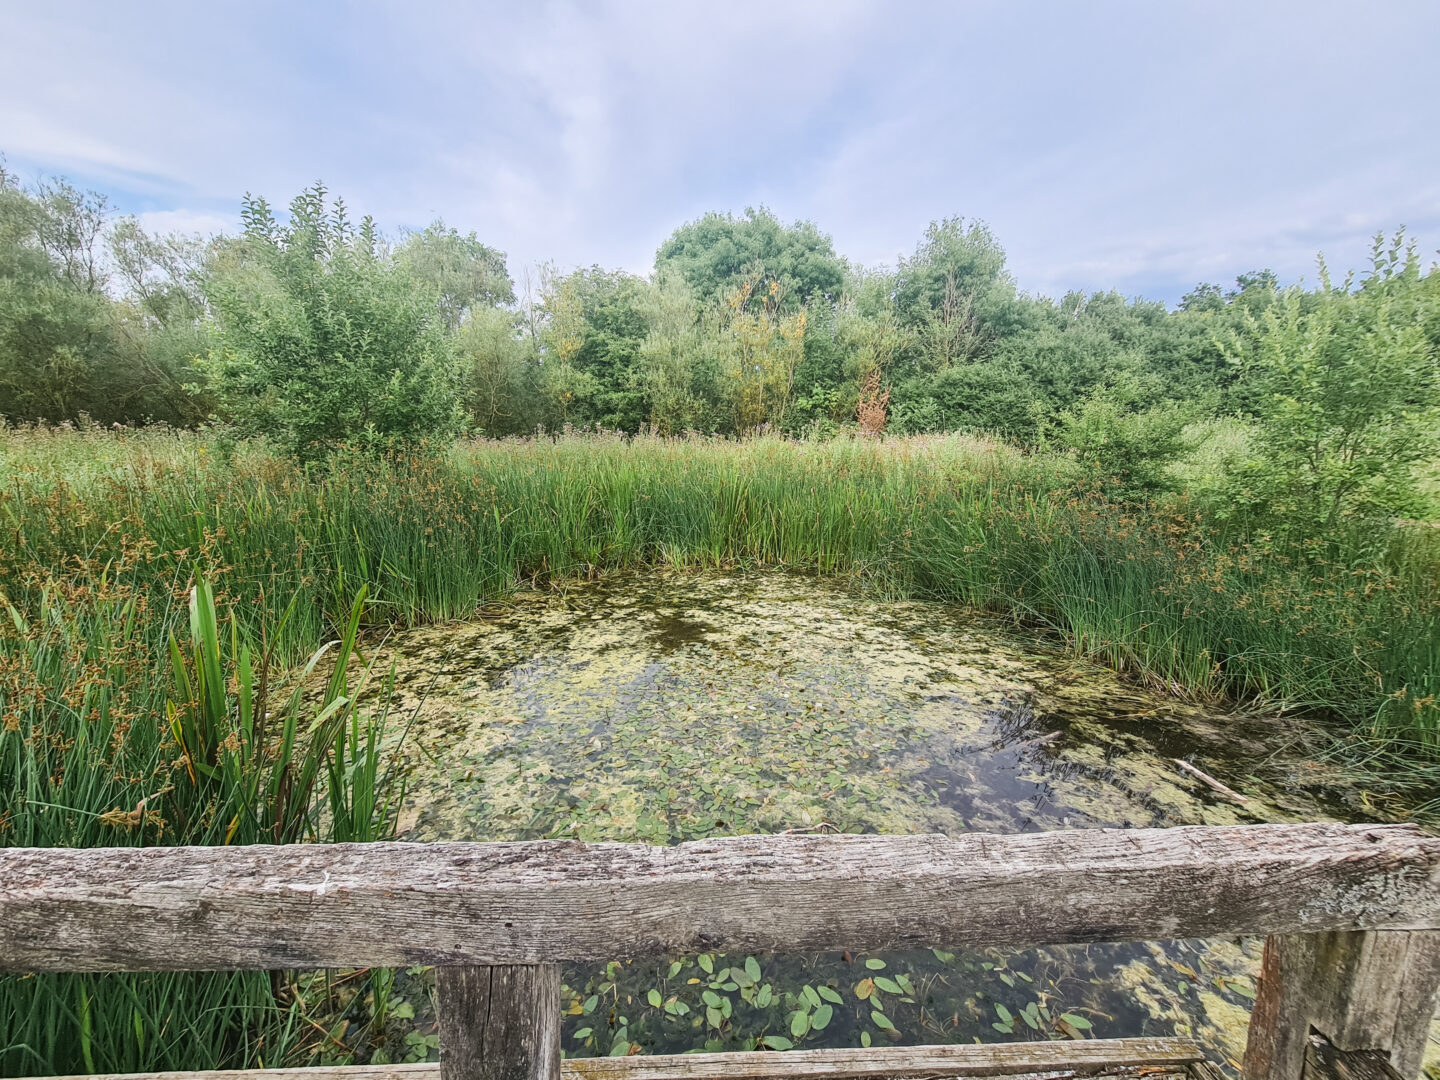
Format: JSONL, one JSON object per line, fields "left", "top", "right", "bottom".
{"left": 34, "top": 1035, "right": 1209, "bottom": 1080}
{"left": 3, "top": 823, "right": 1437, "bottom": 1080}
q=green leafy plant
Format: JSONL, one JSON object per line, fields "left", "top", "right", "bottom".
{"left": 205, "top": 185, "right": 463, "bottom": 459}
{"left": 1219, "top": 232, "right": 1440, "bottom": 532}
{"left": 165, "top": 579, "right": 403, "bottom": 845}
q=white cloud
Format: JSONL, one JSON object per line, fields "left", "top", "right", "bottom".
{"left": 136, "top": 209, "right": 236, "bottom": 239}
{"left": 2, "top": 0, "right": 1436, "bottom": 300}
{"left": 0, "top": 107, "right": 161, "bottom": 181}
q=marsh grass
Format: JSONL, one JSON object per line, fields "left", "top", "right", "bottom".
{"left": 0, "top": 520, "right": 405, "bottom": 1070}
{"left": 1, "top": 424, "right": 1438, "bottom": 1071}
{"left": 4, "top": 425, "right": 1436, "bottom": 747}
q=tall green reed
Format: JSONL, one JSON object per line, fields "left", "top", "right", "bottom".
{"left": 3, "top": 426, "right": 1435, "bottom": 753}
{"left": 1, "top": 569, "right": 404, "bottom": 1073}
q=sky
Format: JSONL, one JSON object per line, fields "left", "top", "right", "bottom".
{"left": 2, "top": 0, "right": 1438, "bottom": 305}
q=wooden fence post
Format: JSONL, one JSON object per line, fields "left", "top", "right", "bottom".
{"left": 1243, "top": 930, "right": 1440, "bottom": 1080}
{"left": 437, "top": 964, "right": 561, "bottom": 1080}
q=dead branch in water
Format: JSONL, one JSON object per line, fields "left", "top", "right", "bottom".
{"left": 1173, "top": 758, "right": 1248, "bottom": 804}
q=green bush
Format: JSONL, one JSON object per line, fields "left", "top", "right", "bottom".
{"left": 205, "top": 185, "right": 462, "bottom": 458}
{"left": 1053, "top": 380, "right": 1193, "bottom": 492}
{"left": 1218, "top": 233, "right": 1440, "bottom": 533}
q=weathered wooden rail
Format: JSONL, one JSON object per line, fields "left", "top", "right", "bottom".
{"left": 3, "top": 823, "right": 1437, "bottom": 1080}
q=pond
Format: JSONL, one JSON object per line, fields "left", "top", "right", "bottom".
{"left": 360, "top": 570, "right": 1403, "bottom": 1070}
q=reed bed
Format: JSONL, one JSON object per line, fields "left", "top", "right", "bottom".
{"left": 4, "top": 425, "right": 1434, "bottom": 741}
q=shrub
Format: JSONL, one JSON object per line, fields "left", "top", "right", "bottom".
{"left": 205, "top": 185, "right": 462, "bottom": 458}
{"left": 1218, "top": 232, "right": 1440, "bottom": 532}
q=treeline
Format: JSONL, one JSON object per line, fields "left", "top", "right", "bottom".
{"left": 3, "top": 166, "right": 1438, "bottom": 529}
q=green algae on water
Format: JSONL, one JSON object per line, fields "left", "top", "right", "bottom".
{"left": 360, "top": 570, "right": 1391, "bottom": 1068}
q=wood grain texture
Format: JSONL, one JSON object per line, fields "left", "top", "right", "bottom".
{"left": 1303, "top": 1035, "right": 1406, "bottom": 1080}
{"left": 558, "top": 1037, "right": 1204, "bottom": 1080}
{"left": 26, "top": 1035, "right": 1205, "bottom": 1080}
{"left": 1243, "top": 930, "right": 1440, "bottom": 1080}
{"left": 437, "top": 965, "right": 560, "bottom": 1080}
{"left": 1, "top": 824, "right": 1436, "bottom": 972}
{"left": 1183, "top": 1062, "right": 1229, "bottom": 1080}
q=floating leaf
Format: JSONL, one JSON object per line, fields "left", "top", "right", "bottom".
{"left": 1060, "top": 1012, "right": 1092, "bottom": 1030}
{"left": 818, "top": 985, "right": 844, "bottom": 1004}
{"left": 573, "top": 1027, "right": 593, "bottom": 1039}
{"left": 864, "top": 958, "right": 886, "bottom": 970}
{"left": 706, "top": 1006, "right": 724, "bottom": 1029}
{"left": 698, "top": 954, "right": 714, "bottom": 974}
{"left": 855, "top": 978, "right": 874, "bottom": 1000}
{"left": 757, "top": 984, "right": 773, "bottom": 1008}
{"left": 861, "top": 1031, "right": 872, "bottom": 1048}
{"left": 811, "top": 1003, "right": 833, "bottom": 1031}
{"left": 790, "top": 1010, "right": 810, "bottom": 1038}
{"left": 609, "top": 1040, "right": 632, "bottom": 1057}
{"left": 647, "top": 989, "right": 662, "bottom": 1008}
{"left": 873, "top": 976, "right": 902, "bottom": 996}
{"left": 871, "top": 1010, "right": 896, "bottom": 1032}
{"left": 745, "top": 956, "right": 762, "bottom": 983}
{"left": 582, "top": 995, "right": 599, "bottom": 1015}
{"left": 702, "top": 990, "right": 722, "bottom": 1008}
{"left": 995, "top": 1002, "right": 1013, "bottom": 1024}
{"left": 802, "top": 984, "right": 822, "bottom": 1009}
{"left": 761, "top": 1035, "right": 793, "bottom": 1051}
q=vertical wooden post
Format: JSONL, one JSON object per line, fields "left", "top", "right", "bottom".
{"left": 1243, "top": 930, "right": 1440, "bottom": 1080}
{"left": 437, "top": 964, "right": 561, "bottom": 1080}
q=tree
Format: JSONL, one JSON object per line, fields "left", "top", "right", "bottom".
{"left": 534, "top": 264, "right": 598, "bottom": 427}
{"left": 552, "top": 267, "right": 651, "bottom": 431}
{"left": 1219, "top": 232, "right": 1440, "bottom": 531}
{"left": 893, "top": 217, "right": 1012, "bottom": 330}
{"left": 0, "top": 167, "right": 206, "bottom": 425}
{"left": 0, "top": 170, "right": 113, "bottom": 421}
{"left": 107, "top": 217, "right": 216, "bottom": 425}
{"left": 454, "top": 305, "right": 535, "bottom": 435}
{"left": 655, "top": 207, "right": 845, "bottom": 307}
{"left": 833, "top": 281, "right": 908, "bottom": 428}
{"left": 634, "top": 274, "right": 710, "bottom": 433}
{"left": 394, "top": 221, "right": 514, "bottom": 332}
{"left": 989, "top": 322, "right": 1146, "bottom": 421}
{"left": 888, "top": 360, "right": 1037, "bottom": 439}
{"left": 712, "top": 273, "right": 807, "bottom": 432}
{"left": 205, "top": 185, "right": 462, "bottom": 457}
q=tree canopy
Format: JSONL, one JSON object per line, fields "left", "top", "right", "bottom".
{"left": 654, "top": 207, "right": 845, "bottom": 307}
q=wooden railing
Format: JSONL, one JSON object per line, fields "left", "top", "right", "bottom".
{"left": 2, "top": 823, "right": 1437, "bottom": 1080}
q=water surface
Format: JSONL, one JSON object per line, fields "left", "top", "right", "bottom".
{"left": 362, "top": 571, "right": 1415, "bottom": 1070}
